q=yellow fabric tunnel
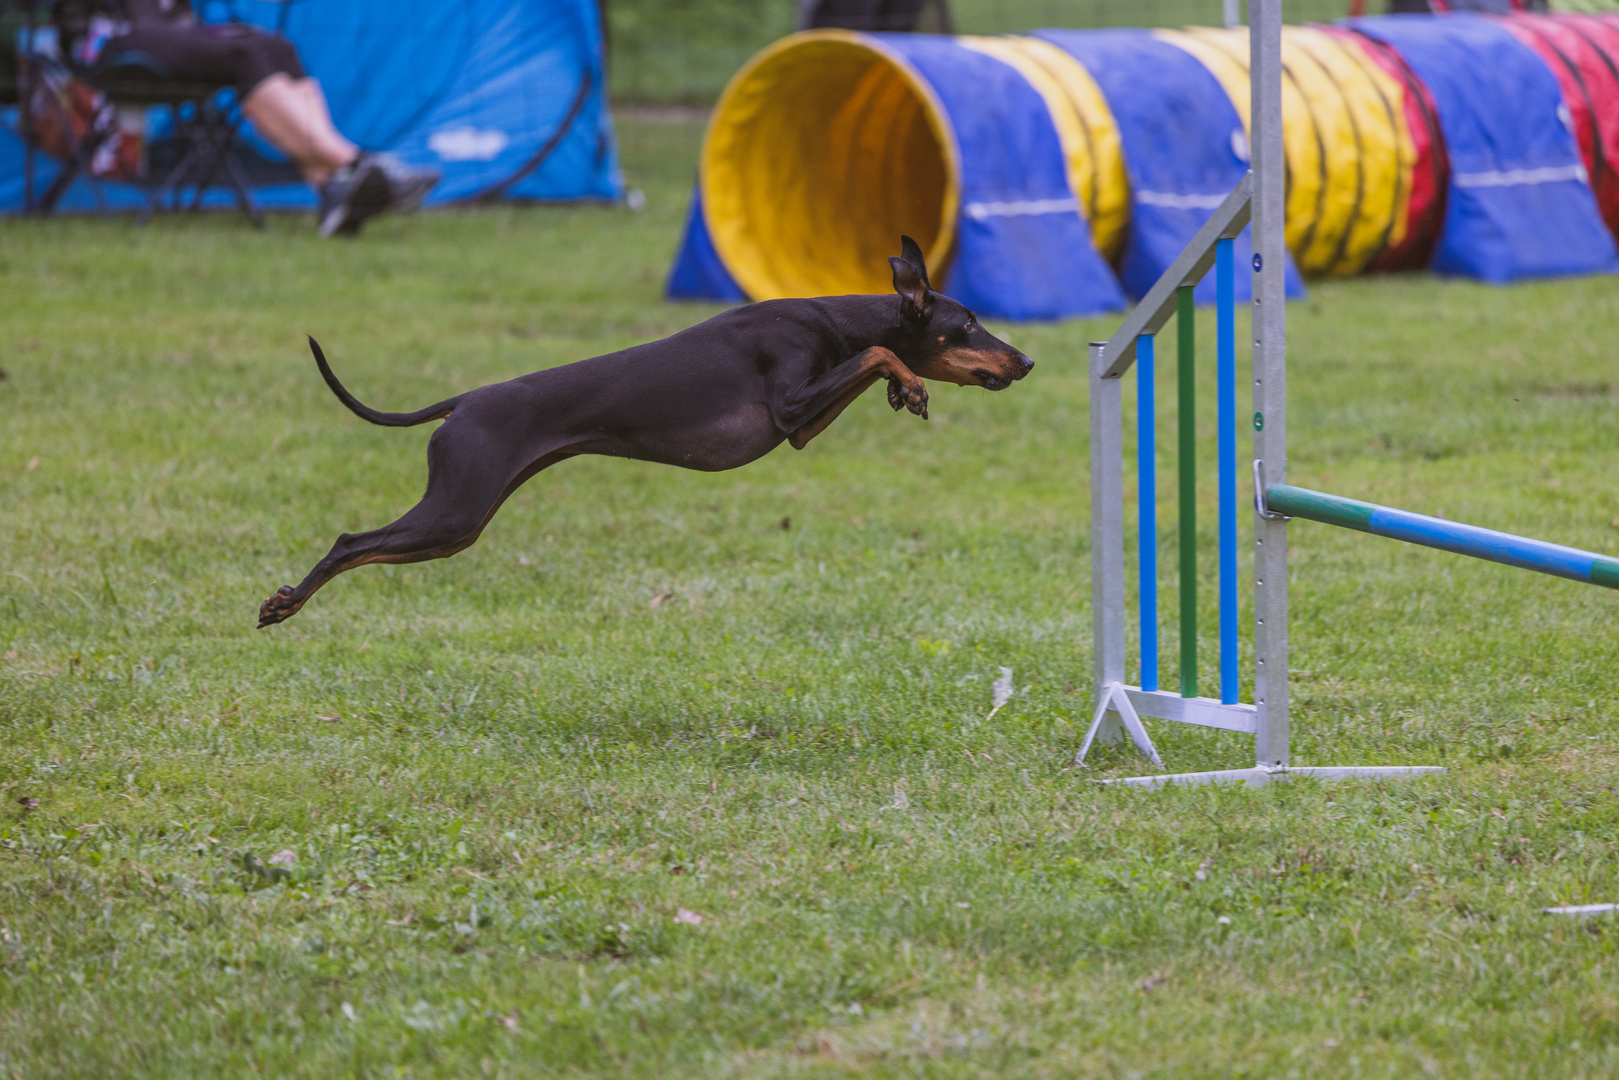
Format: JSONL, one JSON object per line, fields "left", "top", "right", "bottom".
{"left": 699, "top": 29, "right": 1131, "bottom": 312}
{"left": 1157, "top": 25, "right": 1418, "bottom": 277}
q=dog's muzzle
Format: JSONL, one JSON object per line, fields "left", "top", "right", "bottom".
{"left": 975, "top": 353, "right": 1033, "bottom": 391}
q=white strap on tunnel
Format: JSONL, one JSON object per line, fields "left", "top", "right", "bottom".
{"left": 1453, "top": 164, "right": 1589, "bottom": 189}
{"left": 964, "top": 197, "right": 1080, "bottom": 220}
{"left": 1135, "top": 190, "right": 1232, "bottom": 210}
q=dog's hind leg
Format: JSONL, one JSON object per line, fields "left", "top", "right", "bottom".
{"left": 257, "top": 421, "right": 568, "bottom": 628}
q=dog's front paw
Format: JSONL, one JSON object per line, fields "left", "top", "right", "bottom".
{"left": 257, "top": 585, "right": 301, "bottom": 628}
{"left": 888, "top": 378, "right": 928, "bottom": 419}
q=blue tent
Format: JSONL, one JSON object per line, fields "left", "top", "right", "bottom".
{"left": 1, "top": 0, "right": 621, "bottom": 214}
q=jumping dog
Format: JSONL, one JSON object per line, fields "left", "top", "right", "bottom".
{"left": 258, "top": 236, "right": 1033, "bottom": 627}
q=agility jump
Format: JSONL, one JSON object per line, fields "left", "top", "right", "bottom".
{"left": 1077, "top": 0, "right": 1614, "bottom": 789}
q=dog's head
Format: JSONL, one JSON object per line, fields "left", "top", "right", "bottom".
{"left": 888, "top": 236, "right": 1033, "bottom": 391}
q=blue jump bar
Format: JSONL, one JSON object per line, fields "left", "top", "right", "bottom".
{"left": 1137, "top": 334, "right": 1158, "bottom": 692}
{"left": 1215, "top": 238, "right": 1237, "bottom": 704}
{"left": 1265, "top": 484, "right": 1619, "bottom": 591}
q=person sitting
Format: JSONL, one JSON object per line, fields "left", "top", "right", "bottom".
{"left": 51, "top": 0, "right": 440, "bottom": 235}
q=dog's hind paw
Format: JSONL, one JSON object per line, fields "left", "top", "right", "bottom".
{"left": 257, "top": 585, "right": 301, "bottom": 628}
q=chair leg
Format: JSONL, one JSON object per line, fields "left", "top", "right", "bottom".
{"left": 222, "top": 145, "right": 266, "bottom": 229}
{"left": 208, "top": 103, "right": 264, "bottom": 228}
{"left": 37, "top": 159, "right": 80, "bottom": 214}
{"left": 184, "top": 109, "right": 235, "bottom": 214}
{"left": 29, "top": 86, "right": 113, "bottom": 217}
{"left": 186, "top": 138, "right": 222, "bottom": 212}
{"left": 133, "top": 96, "right": 266, "bottom": 228}
{"left": 39, "top": 134, "right": 111, "bottom": 216}
{"left": 142, "top": 139, "right": 202, "bottom": 224}
{"left": 24, "top": 132, "right": 37, "bottom": 213}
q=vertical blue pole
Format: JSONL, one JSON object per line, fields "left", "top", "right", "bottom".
{"left": 1216, "top": 238, "right": 1238, "bottom": 704}
{"left": 1137, "top": 334, "right": 1157, "bottom": 693}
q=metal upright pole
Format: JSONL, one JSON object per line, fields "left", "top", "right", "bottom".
{"left": 1250, "top": 0, "right": 1290, "bottom": 767}
{"left": 1137, "top": 334, "right": 1158, "bottom": 693}
{"left": 1090, "top": 341, "right": 1127, "bottom": 712}
{"left": 1176, "top": 287, "right": 1198, "bottom": 700}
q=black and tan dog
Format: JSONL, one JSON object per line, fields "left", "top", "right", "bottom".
{"left": 257, "top": 236, "right": 1033, "bottom": 627}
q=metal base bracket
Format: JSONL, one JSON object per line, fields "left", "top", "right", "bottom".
{"left": 1098, "top": 764, "right": 1445, "bottom": 790}
{"left": 1078, "top": 682, "right": 1164, "bottom": 767}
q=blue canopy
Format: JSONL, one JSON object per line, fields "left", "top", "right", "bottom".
{"left": 1351, "top": 13, "right": 1618, "bottom": 282}
{"left": 1, "top": 0, "right": 621, "bottom": 213}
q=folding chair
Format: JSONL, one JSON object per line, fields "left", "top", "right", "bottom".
{"left": 89, "top": 51, "right": 265, "bottom": 227}
{"left": 7, "top": 0, "right": 274, "bottom": 226}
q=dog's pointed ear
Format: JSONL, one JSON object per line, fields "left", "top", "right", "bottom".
{"left": 899, "top": 234, "right": 930, "bottom": 288}
{"left": 890, "top": 235, "right": 933, "bottom": 323}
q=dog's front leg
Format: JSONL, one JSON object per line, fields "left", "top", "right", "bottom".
{"left": 777, "top": 346, "right": 927, "bottom": 449}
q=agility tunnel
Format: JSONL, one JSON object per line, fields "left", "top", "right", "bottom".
{"left": 668, "top": 12, "right": 1619, "bottom": 320}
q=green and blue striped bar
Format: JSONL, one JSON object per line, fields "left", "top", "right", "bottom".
{"left": 1266, "top": 485, "right": 1619, "bottom": 590}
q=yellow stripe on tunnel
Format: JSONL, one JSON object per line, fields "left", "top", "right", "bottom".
{"left": 1314, "top": 29, "right": 1418, "bottom": 269}
{"left": 1288, "top": 27, "right": 1409, "bottom": 275}
{"left": 1001, "top": 36, "right": 1131, "bottom": 259}
{"left": 1160, "top": 28, "right": 1324, "bottom": 262}
{"left": 1157, "top": 27, "right": 1412, "bottom": 277}
{"left": 701, "top": 30, "right": 960, "bottom": 301}
{"left": 957, "top": 36, "right": 1131, "bottom": 260}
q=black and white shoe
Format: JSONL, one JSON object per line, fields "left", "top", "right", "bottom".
{"left": 371, "top": 153, "right": 441, "bottom": 214}
{"left": 317, "top": 153, "right": 442, "bottom": 238}
{"left": 317, "top": 156, "right": 391, "bottom": 238}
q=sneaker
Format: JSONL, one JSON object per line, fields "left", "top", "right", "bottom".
{"left": 317, "top": 155, "right": 391, "bottom": 238}
{"left": 370, "top": 153, "right": 441, "bottom": 214}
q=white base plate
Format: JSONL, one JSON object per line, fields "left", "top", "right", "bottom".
{"left": 1099, "top": 765, "right": 1445, "bottom": 789}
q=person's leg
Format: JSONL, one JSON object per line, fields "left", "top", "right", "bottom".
{"left": 240, "top": 73, "right": 356, "bottom": 183}
{"left": 101, "top": 26, "right": 356, "bottom": 182}
{"left": 101, "top": 23, "right": 436, "bottom": 233}
{"left": 294, "top": 77, "right": 342, "bottom": 135}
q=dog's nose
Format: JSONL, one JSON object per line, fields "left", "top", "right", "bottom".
{"left": 1015, "top": 352, "right": 1034, "bottom": 376}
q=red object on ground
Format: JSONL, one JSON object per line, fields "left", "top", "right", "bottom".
{"left": 1327, "top": 26, "right": 1449, "bottom": 271}
{"left": 1494, "top": 13, "right": 1619, "bottom": 239}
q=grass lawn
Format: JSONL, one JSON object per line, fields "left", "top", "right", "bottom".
{"left": 3, "top": 116, "right": 1619, "bottom": 1078}
{"left": 603, "top": 0, "right": 1357, "bottom": 103}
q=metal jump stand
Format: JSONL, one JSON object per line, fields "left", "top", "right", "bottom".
{"left": 1078, "top": 0, "right": 1442, "bottom": 788}
{"left": 1081, "top": 0, "right": 1619, "bottom": 787}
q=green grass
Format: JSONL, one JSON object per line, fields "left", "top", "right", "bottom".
{"left": 604, "top": 0, "right": 1355, "bottom": 104}
{"left": 3, "top": 116, "right": 1619, "bottom": 1078}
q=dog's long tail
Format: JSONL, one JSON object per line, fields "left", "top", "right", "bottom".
{"left": 309, "top": 336, "right": 465, "bottom": 427}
